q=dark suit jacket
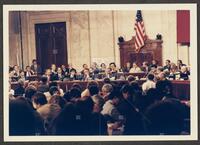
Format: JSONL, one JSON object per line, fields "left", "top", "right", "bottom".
{"left": 30, "top": 65, "right": 42, "bottom": 74}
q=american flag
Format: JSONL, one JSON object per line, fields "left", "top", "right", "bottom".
{"left": 134, "top": 10, "right": 147, "bottom": 52}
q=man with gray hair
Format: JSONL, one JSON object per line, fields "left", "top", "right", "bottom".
{"left": 101, "top": 83, "right": 113, "bottom": 102}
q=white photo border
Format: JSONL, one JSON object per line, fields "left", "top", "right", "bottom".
{"left": 3, "top": 4, "right": 198, "bottom": 142}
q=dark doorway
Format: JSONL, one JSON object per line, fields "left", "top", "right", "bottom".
{"left": 35, "top": 22, "right": 68, "bottom": 72}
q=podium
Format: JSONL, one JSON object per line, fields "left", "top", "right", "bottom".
{"left": 118, "top": 36, "right": 163, "bottom": 68}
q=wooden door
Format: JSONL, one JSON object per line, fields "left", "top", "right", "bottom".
{"left": 35, "top": 22, "right": 67, "bottom": 72}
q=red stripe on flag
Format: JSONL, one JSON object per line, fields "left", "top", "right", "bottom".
{"left": 134, "top": 11, "right": 147, "bottom": 52}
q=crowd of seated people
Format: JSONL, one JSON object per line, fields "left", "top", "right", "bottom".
{"left": 8, "top": 58, "right": 190, "bottom": 136}
{"left": 9, "top": 59, "right": 190, "bottom": 83}
{"left": 9, "top": 76, "right": 190, "bottom": 135}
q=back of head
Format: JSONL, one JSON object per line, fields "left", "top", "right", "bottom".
{"left": 107, "top": 86, "right": 121, "bottom": 100}
{"left": 71, "top": 83, "right": 82, "bottom": 92}
{"left": 32, "top": 92, "right": 47, "bottom": 106}
{"left": 145, "top": 100, "right": 184, "bottom": 135}
{"left": 127, "top": 75, "right": 136, "bottom": 83}
{"left": 63, "top": 91, "right": 71, "bottom": 102}
{"left": 49, "top": 86, "right": 59, "bottom": 96}
{"left": 9, "top": 98, "right": 36, "bottom": 135}
{"left": 156, "top": 80, "right": 173, "bottom": 98}
{"left": 120, "top": 84, "right": 130, "bottom": 94}
{"left": 147, "top": 73, "right": 154, "bottom": 81}
{"left": 102, "top": 83, "right": 113, "bottom": 94}
{"left": 40, "top": 76, "right": 48, "bottom": 84}
{"left": 76, "top": 97, "right": 94, "bottom": 114}
{"left": 88, "top": 85, "right": 99, "bottom": 96}
{"left": 18, "top": 79, "right": 24, "bottom": 86}
{"left": 103, "top": 77, "right": 111, "bottom": 84}
{"left": 86, "top": 81, "right": 99, "bottom": 89}
{"left": 50, "top": 103, "right": 77, "bottom": 135}
{"left": 70, "top": 88, "right": 81, "bottom": 99}
{"left": 25, "top": 86, "right": 37, "bottom": 100}
{"left": 49, "top": 82, "right": 58, "bottom": 88}
{"left": 49, "top": 95, "right": 66, "bottom": 109}
{"left": 130, "top": 81, "right": 141, "bottom": 92}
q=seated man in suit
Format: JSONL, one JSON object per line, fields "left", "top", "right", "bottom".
{"left": 57, "top": 67, "right": 64, "bottom": 81}
{"left": 83, "top": 68, "right": 92, "bottom": 81}
{"left": 30, "top": 59, "right": 42, "bottom": 75}
{"left": 163, "top": 59, "right": 171, "bottom": 71}
{"left": 68, "top": 68, "right": 78, "bottom": 81}
{"left": 180, "top": 66, "right": 190, "bottom": 80}
{"left": 90, "top": 62, "right": 100, "bottom": 79}
{"left": 44, "top": 69, "right": 52, "bottom": 82}
{"left": 122, "top": 62, "right": 132, "bottom": 73}
{"left": 150, "top": 59, "right": 158, "bottom": 69}
{"left": 177, "top": 59, "right": 186, "bottom": 71}
{"left": 61, "top": 65, "right": 69, "bottom": 77}
{"left": 141, "top": 61, "right": 150, "bottom": 73}
{"left": 50, "top": 64, "right": 59, "bottom": 81}
{"left": 25, "top": 66, "right": 34, "bottom": 78}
